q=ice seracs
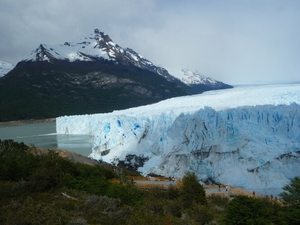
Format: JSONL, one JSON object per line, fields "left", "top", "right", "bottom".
{"left": 56, "top": 83, "right": 300, "bottom": 195}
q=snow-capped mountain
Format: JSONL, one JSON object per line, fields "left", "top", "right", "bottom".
{"left": 24, "top": 28, "right": 175, "bottom": 81}
{"left": 170, "top": 69, "right": 232, "bottom": 89}
{"left": 23, "top": 28, "right": 232, "bottom": 89}
{"left": 56, "top": 83, "right": 300, "bottom": 195}
{"left": 1, "top": 28, "right": 197, "bottom": 121}
{"left": 0, "top": 61, "right": 14, "bottom": 77}
{"left": 0, "top": 28, "right": 232, "bottom": 121}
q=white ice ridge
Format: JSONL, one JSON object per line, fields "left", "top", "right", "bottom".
{"left": 56, "top": 83, "right": 300, "bottom": 195}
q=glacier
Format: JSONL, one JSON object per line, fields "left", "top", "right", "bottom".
{"left": 56, "top": 83, "right": 300, "bottom": 195}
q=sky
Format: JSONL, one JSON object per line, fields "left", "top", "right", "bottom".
{"left": 0, "top": 0, "right": 299, "bottom": 85}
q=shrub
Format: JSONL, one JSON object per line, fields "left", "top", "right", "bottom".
{"left": 0, "top": 139, "right": 37, "bottom": 181}
{"left": 28, "top": 166, "right": 62, "bottom": 192}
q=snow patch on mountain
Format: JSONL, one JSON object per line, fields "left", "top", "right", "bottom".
{"left": 56, "top": 83, "right": 300, "bottom": 195}
{"left": 0, "top": 61, "right": 14, "bottom": 77}
{"left": 169, "top": 68, "right": 229, "bottom": 88}
{"left": 24, "top": 31, "right": 114, "bottom": 62}
{"left": 24, "top": 29, "right": 134, "bottom": 63}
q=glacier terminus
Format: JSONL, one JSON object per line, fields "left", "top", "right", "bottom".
{"left": 56, "top": 83, "right": 300, "bottom": 195}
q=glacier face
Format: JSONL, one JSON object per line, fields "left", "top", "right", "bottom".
{"left": 56, "top": 84, "right": 300, "bottom": 195}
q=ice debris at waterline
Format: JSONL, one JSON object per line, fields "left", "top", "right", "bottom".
{"left": 56, "top": 84, "right": 300, "bottom": 195}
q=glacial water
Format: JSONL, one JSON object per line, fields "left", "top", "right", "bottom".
{"left": 0, "top": 122, "right": 93, "bottom": 156}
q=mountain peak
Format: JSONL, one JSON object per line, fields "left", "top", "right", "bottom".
{"left": 22, "top": 28, "right": 177, "bottom": 81}
{"left": 25, "top": 29, "right": 119, "bottom": 63}
{"left": 93, "top": 28, "right": 112, "bottom": 42}
{"left": 94, "top": 28, "right": 100, "bottom": 34}
{"left": 23, "top": 29, "right": 132, "bottom": 63}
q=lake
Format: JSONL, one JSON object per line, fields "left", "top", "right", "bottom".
{"left": 0, "top": 121, "right": 93, "bottom": 156}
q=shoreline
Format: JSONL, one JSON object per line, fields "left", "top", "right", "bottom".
{"left": 28, "top": 146, "right": 111, "bottom": 167}
{"left": 0, "top": 118, "right": 56, "bottom": 128}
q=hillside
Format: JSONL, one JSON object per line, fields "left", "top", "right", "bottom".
{"left": 0, "top": 139, "right": 292, "bottom": 224}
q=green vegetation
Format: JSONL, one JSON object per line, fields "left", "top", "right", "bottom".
{"left": 223, "top": 196, "right": 284, "bottom": 225}
{"left": 0, "top": 139, "right": 299, "bottom": 224}
{"left": 180, "top": 171, "right": 207, "bottom": 208}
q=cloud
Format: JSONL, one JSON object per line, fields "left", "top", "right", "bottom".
{"left": 0, "top": 0, "right": 299, "bottom": 85}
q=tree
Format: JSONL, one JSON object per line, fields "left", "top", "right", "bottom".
{"left": 179, "top": 172, "right": 207, "bottom": 208}
{"left": 279, "top": 176, "right": 300, "bottom": 224}
{"left": 223, "top": 196, "right": 271, "bottom": 225}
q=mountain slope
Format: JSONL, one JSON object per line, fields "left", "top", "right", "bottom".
{"left": 0, "top": 60, "right": 187, "bottom": 121}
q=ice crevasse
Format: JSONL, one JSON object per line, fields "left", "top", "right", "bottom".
{"left": 56, "top": 84, "right": 300, "bottom": 195}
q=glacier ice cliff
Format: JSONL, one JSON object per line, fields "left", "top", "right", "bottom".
{"left": 56, "top": 84, "right": 300, "bottom": 195}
